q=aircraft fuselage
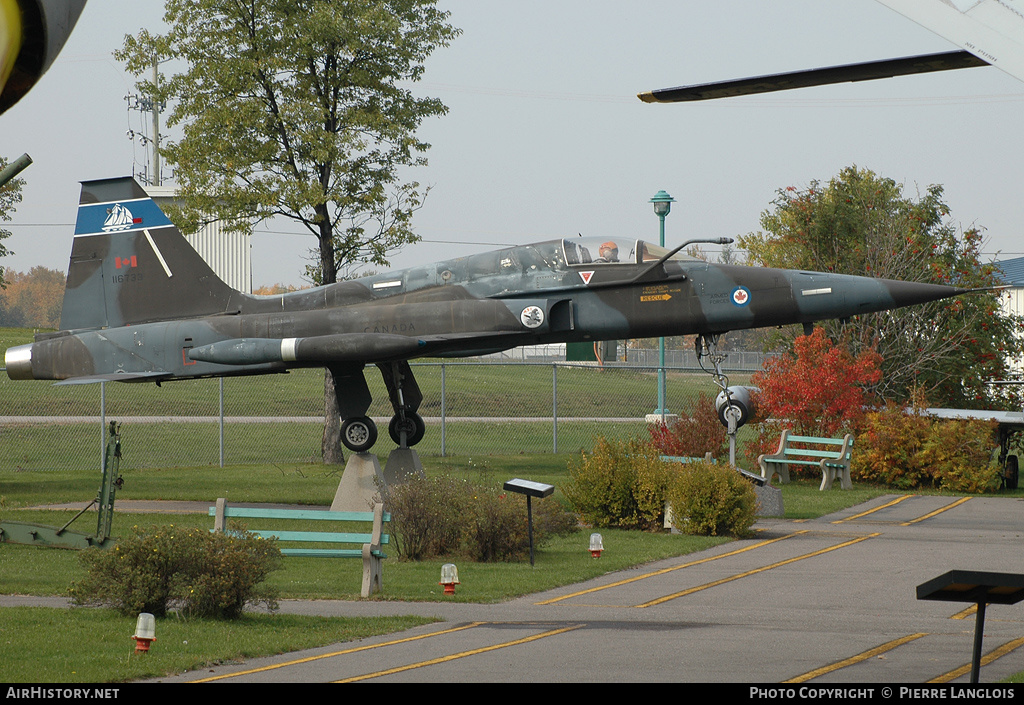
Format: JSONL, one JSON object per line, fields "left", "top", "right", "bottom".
{"left": 8, "top": 237, "right": 959, "bottom": 384}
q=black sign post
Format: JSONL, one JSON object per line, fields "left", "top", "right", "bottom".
{"left": 503, "top": 478, "right": 554, "bottom": 566}
{"left": 917, "top": 570, "right": 1024, "bottom": 683}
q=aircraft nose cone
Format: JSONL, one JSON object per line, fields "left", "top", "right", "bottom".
{"left": 880, "top": 279, "right": 965, "bottom": 308}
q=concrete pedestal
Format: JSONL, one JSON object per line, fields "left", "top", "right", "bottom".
{"left": 331, "top": 452, "right": 385, "bottom": 512}
{"left": 383, "top": 447, "right": 425, "bottom": 486}
{"left": 754, "top": 483, "right": 784, "bottom": 517}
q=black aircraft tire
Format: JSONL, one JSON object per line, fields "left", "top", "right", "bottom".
{"left": 341, "top": 416, "right": 378, "bottom": 453}
{"left": 1006, "top": 455, "right": 1019, "bottom": 491}
{"left": 389, "top": 412, "right": 425, "bottom": 447}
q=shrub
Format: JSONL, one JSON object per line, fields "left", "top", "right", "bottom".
{"left": 853, "top": 405, "right": 1000, "bottom": 492}
{"left": 69, "top": 525, "right": 282, "bottom": 619}
{"left": 920, "top": 418, "right": 1001, "bottom": 493}
{"left": 379, "top": 475, "right": 474, "bottom": 560}
{"left": 664, "top": 461, "right": 758, "bottom": 537}
{"left": 853, "top": 403, "right": 931, "bottom": 488}
{"left": 562, "top": 436, "right": 672, "bottom": 531}
{"left": 380, "top": 475, "right": 577, "bottom": 562}
{"left": 648, "top": 391, "right": 728, "bottom": 461}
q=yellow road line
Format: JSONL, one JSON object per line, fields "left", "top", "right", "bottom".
{"left": 901, "top": 497, "right": 971, "bottom": 525}
{"left": 534, "top": 531, "right": 808, "bottom": 605}
{"left": 832, "top": 494, "right": 916, "bottom": 523}
{"left": 190, "top": 622, "right": 484, "bottom": 683}
{"left": 635, "top": 533, "right": 879, "bottom": 608}
{"left": 783, "top": 633, "right": 928, "bottom": 683}
{"left": 928, "top": 636, "right": 1024, "bottom": 683}
{"left": 951, "top": 604, "right": 977, "bottom": 620}
{"left": 333, "top": 624, "right": 584, "bottom": 683}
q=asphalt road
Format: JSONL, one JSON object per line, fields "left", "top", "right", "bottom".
{"left": 113, "top": 494, "right": 1024, "bottom": 684}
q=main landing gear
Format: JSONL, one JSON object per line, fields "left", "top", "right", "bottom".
{"left": 341, "top": 416, "right": 378, "bottom": 453}
{"left": 330, "top": 361, "right": 425, "bottom": 453}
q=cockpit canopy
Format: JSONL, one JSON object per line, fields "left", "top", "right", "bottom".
{"left": 561, "top": 237, "right": 699, "bottom": 266}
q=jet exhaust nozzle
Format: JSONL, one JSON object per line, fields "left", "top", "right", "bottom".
{"left": 4, "top": 343, "right": 33, "bottom": 380}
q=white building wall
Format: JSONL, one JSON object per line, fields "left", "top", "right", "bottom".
{"left": 145, "top": 186, "right": 252, "bottom": 293}
{"left": 1000, "top": 287, "right": 1024, "bottom": 374}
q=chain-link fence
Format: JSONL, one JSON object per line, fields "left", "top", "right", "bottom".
{"left": 1, "top": 356, "right": 768, "bottom": 471}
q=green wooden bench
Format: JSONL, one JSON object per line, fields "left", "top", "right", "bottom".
{"left": 757, "top": 432, "right": 854, "bottom": 491}
{"left": 210, "top": 498, "right": 390, "bottom": 598}
{"left": 662, "top": 453, "right": 768, "bottom": 487}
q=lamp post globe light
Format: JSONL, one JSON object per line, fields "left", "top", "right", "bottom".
{"left": 650, "top": 190, "right": 675, "bottom": 419}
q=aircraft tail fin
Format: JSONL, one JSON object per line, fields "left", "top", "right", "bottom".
{"left": 59, "top": 177, "right": 243, "bottom": 331}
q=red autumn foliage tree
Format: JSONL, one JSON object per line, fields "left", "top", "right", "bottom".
{"left": 751, "top": 327, "right": 882, "bottom": 438}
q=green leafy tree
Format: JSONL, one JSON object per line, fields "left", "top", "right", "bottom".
{"left": 0, "top": 155, "right": 25, "bottom": 289}
{"left": 740, "top": 165, "right": 1021, "bottom": 409}
{"left": 117, "top": 0, "right": 459, "bottom": 461}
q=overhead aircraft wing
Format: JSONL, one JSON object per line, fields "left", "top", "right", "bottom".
{"left": 637, "top": 50, "right": 987, "bottom": 103}
{"left": 639, "top": 0, "right": 1024, "bottom": 104}
{"left": 875, "top": 0, "right": 1024, "bottom": 85}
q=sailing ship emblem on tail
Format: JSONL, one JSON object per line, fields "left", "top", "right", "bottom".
{"left": 102, "top": 203, "right": 138, "bottom": 232}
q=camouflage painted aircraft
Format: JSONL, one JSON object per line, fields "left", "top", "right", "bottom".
{"left": 4, "top": 177, "right": 974, "bottom": 452}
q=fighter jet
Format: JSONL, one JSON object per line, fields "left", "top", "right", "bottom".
{"left": 4, "top": 177, "right": 974, "bottom": 452}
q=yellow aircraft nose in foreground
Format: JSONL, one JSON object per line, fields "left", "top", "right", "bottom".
{"left": 0, "top": 0, "right": 23, "bottom": 100}
{"left": 0, "top": 0, "right": 86, "bottom": 115}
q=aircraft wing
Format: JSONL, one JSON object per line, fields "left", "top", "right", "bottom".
{"left": 638, "top": 0, "right": 1024, "bottom": 104}
{"left": 53, "top": 371, "right": 172, "bottom": 386}
{"left": 875, "top": 0, "right": 1024, "bottom": 85}
{"left": 637, "top": 50, "right": 987, "bottom": 103}
{"left": 924, "top": 407, "right": 1024, "bottom": 425}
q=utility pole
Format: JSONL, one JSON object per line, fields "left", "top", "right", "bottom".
{"left": 125, "top": 58, "right": 165, "bottom": 186}
{"left": 151, "top": 59, "right": 161, "bottom": 186}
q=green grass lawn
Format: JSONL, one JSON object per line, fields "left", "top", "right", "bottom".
{"left": 0, "top": 608, "right": 437, "bottom": 683}
{"left": 0, "top": 453, "right": 727, "bottom": 682}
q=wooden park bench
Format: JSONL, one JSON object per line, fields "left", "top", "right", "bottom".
{"left": 210, "top": 498, "right": 390, "bottom": 598}
{"left": 662, "top": 452, "right": 767, "bottom": 487}
{"left": 757, "top": 431, "right": 854, "bottom": 491}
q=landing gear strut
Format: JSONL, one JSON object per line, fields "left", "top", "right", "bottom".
{"left": 378, "top": 361, "right": 425, "bottom": 450}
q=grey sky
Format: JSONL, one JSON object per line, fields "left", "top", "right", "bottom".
{"left": 2, "top": 0, "right": 1022, "bottom": 287}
